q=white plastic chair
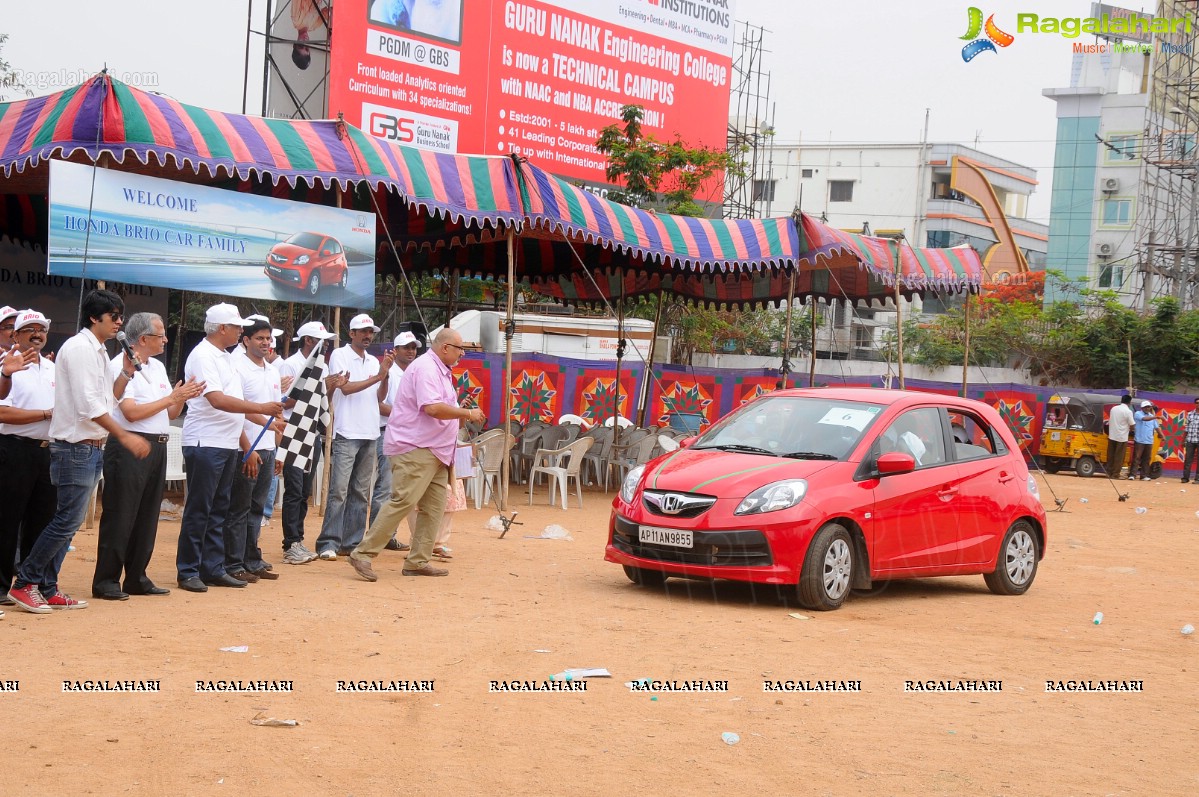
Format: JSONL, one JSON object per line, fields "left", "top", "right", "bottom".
{"left": 165, "top": 427, "right": 186, "bottom": 490}
{"left": 602, "top": 415, "right": 634, "bottom": 428}
{"left": 470, "top": 429, "right": 515, "bottom": 509}
{"left": 528, "top": 436, "right": 595, "bottom": 509}
{"left": 657, "top": 434, "right": 680, "bottom": 453}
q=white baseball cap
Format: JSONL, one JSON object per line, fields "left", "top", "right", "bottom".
{"left": 394, "top": 331, "right": 418, "bottom": 347}
{"left": 0, "top": 306, "right": 18, "bottom": 324}
{"left": 294, "top": 321, "right": 334, "bottom": 341}
{"left": 349, "top": 313, "right": 380, "bottom": 332}
{"left": 206, "top": 303, "right": 252, "bottom": 326}
{"left": 13, "top": 309, "right": 50, "bottom": 331}
{"left": 1141, "top": 400, "right": 1153, "bottom": 408}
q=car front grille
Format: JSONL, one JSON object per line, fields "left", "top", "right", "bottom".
{"left": 642, "top": 489, "right": 716, "bottom": 518}
{"left": 612, "top": 515, "right": 772, "bottom": 567}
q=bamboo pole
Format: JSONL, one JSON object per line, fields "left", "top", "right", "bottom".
{"left": 613, "top": 271, "right": 626, "bottom": 446}
{"left": 500, "top": 229, "right": 516, "bottom": 510}
{"left": 809, "top": 297, "right": 817, "bottom": 386}
{"left": 893, "top": 238, "right": 905, "bottom": 390}
{"left": 780, "top": 268, "right": 796, "bottom": 388}
{"left": 961, "top": 292, "right": 971, "bottom": 397}
{"left": 637, "top": 289, "right": 665, "bottom": 426}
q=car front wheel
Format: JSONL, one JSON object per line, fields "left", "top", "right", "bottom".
{"left": 623, "top": 565, "right": 667, "bottom": 588}
{"left": 307, "top": 272, "right": 321, "bottom": 296}
{"left": 984, "top": 520, "right": 1039, "bottom": 596}
{"left": 339, "top": 268, "right": 348, "bottom": 288}
{"left": 798, "top": 523, "right": 853, "bottom": 611}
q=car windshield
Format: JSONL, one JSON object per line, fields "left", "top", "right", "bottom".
{"left": 284, "top": 232, "right": 325, "bottom": 250}
{"left": 692, "top": 396, "right": 884, "bottom": 459}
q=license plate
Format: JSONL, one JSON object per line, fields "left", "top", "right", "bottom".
{"left": 639, "top": 525, "right": 693, "bottom": 549}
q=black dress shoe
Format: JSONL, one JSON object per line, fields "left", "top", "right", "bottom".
{"left": 178, "top": 577, "right": 208, "bottom": 593}
{"left": 203, "top": 573, "right": 248, "bottom": 588}
{"left": 128, "top": 585, "right": 170, "bottom": 596}
{"left": 92, "top": 589, "right": 129, "bottom": 601}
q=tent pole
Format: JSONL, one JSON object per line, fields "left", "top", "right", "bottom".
{"left": 319, "top": 183, "right": 345, "bottom": 516}
{"left": 613, "top": 270, "right": 626, "bottom": 446}
{"left": 781, "top": 268, "right": 796, "bottom": 388}
{"left": 637, "top": 289, "right": 664, "bottom": 426}
{"left": 961, "top": 292, "right": 970, "bottom": 397}
{"left": 501, "top": 228, "right": 516, "bottom": 511}
{"left": 809, "top": 297, "right": 817, "bottom": 387}
{"left": 893, "top": 237, "right": 905, "bottom": 390}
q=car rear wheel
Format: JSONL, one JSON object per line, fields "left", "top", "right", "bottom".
{"left": 1074, "top": 456, "right": 1097, "bottom": 478}
{"left": 797, "top": 523, "right": 853, "bottom": 611}
{"left": 983, "top": 520, "right": 1039, "bottom": 596}
{"left": 623, "top": 565, "right": 667, "bottom": 588}
{"left": 307, "top": 272, "right": 321, "bottom": 296}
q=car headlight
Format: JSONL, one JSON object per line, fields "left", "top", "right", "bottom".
{"left": 620, "top": 464, "right": 646, "bottom": 504}
{"left": 735, "top": 479, "right": 808, "bottom": 515}
{"left": 295, "top": 255, "right": 310, "bottom": 265}
{"left": 1027, "top": 474, "right": 1040, "bottom": 497}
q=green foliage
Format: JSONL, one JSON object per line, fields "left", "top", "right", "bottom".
{"left": 594, "top": 104, "right": 739, "bottom": 215}
{"left": 0, "top": 33, "right": 31, "bottom": 102}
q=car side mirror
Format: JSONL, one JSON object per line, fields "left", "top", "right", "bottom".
{"left": 876, "top": 451, "right": 916, "bottom": 475}
{"left": 322, "top": 249, "right": 332, "bottom": 256}
{"left": 680, "top": 436, "right": 697, "bottom": 448}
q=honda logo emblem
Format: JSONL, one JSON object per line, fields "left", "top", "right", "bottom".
{"left": 659, "top": 494, "right": 685, "bottom": 514}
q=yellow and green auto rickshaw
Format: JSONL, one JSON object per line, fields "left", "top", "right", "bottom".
{"left": 1038, "top": 392, "right": 1163, "bottom": 478}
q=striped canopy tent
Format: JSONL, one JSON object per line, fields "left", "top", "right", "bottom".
{"left": 0, "top": 73, "right": 524, "bottom": 251}
{"left": 796, "top": 213, "right": 984, "bottom": 304}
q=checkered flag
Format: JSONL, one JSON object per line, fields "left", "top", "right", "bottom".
{"left": 278, "top": 349, "right": 330, "bottom": 473}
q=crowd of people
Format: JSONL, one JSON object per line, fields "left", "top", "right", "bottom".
{"left": 0, "top": 292, "right": 484, "bottom": 617}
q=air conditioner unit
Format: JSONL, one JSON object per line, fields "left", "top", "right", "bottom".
{"left": 1101, "top": 177, "right": 1120, "bottom": 193}
{"left": 1096, "top": 242, "right": 1114, "bottom": 257}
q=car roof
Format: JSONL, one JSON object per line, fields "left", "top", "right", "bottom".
{"left": 771, "top": 387, "right": 979, "bottom": 409}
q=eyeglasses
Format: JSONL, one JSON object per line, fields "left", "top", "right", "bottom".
{"left": 106, "top": 312, "right": 123, "bottom": 322}
{"left": 443, "top": 343, "right": 466, "bottom": 352}
{"left": 144, "top": 333, "right": 167, "bottom": 338}
{"left": 15, "top": 327, "right": 45, "bottom": 334}
{"left": 0, "top": 324, "right": 13, "bottom": 332}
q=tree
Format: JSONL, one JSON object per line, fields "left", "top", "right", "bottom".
{"left": 594, "top": 104, "right": 738, "bottom": 215}
{"left": 0, "top": 34, "right": 30, "bottom": 102}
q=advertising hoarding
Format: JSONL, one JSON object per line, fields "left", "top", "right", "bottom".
{"left": 330, "top": 0, "right": 735, "bottom": 184}
{"left": 47, "top": 161, "right": 376, "bottom": 308}
{"left": 266, "top": 0, "right": 334, "bottom": 119}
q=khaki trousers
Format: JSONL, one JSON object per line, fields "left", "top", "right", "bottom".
{"left": 354, "top": 448, "right": 449, "bottom": 569}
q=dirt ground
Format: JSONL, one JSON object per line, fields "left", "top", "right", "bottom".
{"left": 2, "top": 470, "right": 1196, "bottom": 796}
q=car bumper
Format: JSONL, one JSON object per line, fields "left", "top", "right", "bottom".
{"left": 265, "top": 264, "right": 302, "bottom": 284}
{"left": 605, "top": 512, "right": 802, "bottom": 584}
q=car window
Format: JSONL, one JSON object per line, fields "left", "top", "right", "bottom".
{"left": 878, "top": 407, "right": 947, "bottom": 468}
{"left": 694, "top": 396, "right": 884, "bottom": 459}
{"left": 947, "top": 410, "right": 1002, "bottom": 460}
{"left": 286, "top": 231, "right": 324, "bottom": 250}
{"left": 327, "top": 239, "right": 342, "bottom": 254}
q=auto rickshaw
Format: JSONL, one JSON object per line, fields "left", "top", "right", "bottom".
{"left": 1038, "top": 392, "right": 1163, "bottom": 478}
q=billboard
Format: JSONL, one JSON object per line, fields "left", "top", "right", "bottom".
{"left": 47, "top": 161, "right": 376, "bottom": 308}
{"left": 329, "top": 0, "right": 735, "bottom": 184}
{"left": 266, "top": 0, "right": 333, "bottom": 119}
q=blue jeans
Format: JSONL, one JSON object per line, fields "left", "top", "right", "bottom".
{"left": 226, "top": 449, "right": 275, "bottom": 573}
{"left": 14, "top": 441, "right": 103, "bottom": 597}
{"left": 177, "top": 446, "right": 239, "bottom": 581}
{"left": 263, "top": 474, "right": 279, "bottom": 519}
{"left": 369, "top": 431, "right": 390, "bottom": 525}
{"left": 316, "top": 436, "right": 376, "bottom": 553}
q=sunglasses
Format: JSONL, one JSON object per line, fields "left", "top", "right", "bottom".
{"left": 105, "top": 312, "right": 123, "bottom": 322}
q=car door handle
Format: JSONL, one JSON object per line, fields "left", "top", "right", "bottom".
{"left": 998, "top": 472, "right": 1016, "bottom": 484}
{"left": 936, "top": 486, "right": 959, "bottom": 500}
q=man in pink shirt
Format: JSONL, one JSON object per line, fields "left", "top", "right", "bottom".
{"left": 350, "top": 328, "right": 484, "bottom": 580}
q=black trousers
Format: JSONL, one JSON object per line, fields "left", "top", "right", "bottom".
{"left": 0, "top": 435, "right": 55, "bottom": 593}
{"left": 281, "top": 434, "right": 322, "bottom": 550}
{"left": 1105, "top": 439, "right": 1128, "bottom": 477}
{"left": 93, "top": 432, "right": 167, "bottom": 594}
{"left": 1131, "top": 442, "right": 1153, "bottom": 479}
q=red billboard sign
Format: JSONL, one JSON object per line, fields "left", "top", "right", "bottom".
{"left": 330, "top": 0, "right": 735, "bottom": 185}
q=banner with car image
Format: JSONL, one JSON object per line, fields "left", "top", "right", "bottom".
{"left": 47, "top": 160, "right": 376, "bottom": 308}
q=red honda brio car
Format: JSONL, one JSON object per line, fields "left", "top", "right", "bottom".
{"left": 264, "top": 232, "right": 348, "bottom": 296}
{"left": 606, "top": 388, "right": 1047, "bottom": 610}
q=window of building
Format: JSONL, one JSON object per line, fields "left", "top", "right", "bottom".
{"left": 801, "top": 168, "right": 814, "bottom": 178}
{"left": 829, "top": 180, "right": 854, "bottom": 202}
{"left": 1098, "top": 263, "right": 1123, "bottom": 288}
{"left": 1101, "top": 198, "right": 1132, "bottom": 227}
{"left": 853, "top": 325, "right": 873, "bottom": 349}
{"left": 752, "top": 179, "right": 777, "bottom": 202}
{"left": 1105, "top": 134, "right": 1139, "bottom": 162}
{"left": 1164, "top": 132, "right": 1197, "bottom": 160}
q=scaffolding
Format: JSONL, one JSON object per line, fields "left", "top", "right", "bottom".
{"left": 1134, "top": 0, "right": 1199, "bottom": 308}
{"left": 724, "top": 22, "right": 776, "bottom": 220}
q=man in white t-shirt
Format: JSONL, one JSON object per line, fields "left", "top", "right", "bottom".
{"left": 1105, "top": 394, "right": 1135, "bottom": 478}
{"left": 177, "top": 304, "right": 284, "bottom": 593}
{"left": 225, "top": 319, "right": 287, "bottom": 584}
{"left": 369, "top": 330, "right": 420, "bottom": 550}
{"left": 276, "top": 321, "right": 341, "bottom": 564}
{"left": 92, "top": 312, "right": 203, "bottom": 600}
{"left": 0, "top": 309, "right": 56, "bottom": 610}
{"left": 315, "top": 314, "right": 394, "bottom": 559}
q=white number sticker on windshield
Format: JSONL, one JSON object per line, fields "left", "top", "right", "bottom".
{"left": 816, "top": 408, "right": 876, "bottom": 431}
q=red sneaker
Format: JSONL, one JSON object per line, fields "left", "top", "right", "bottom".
{"left": 45, "top": 592, "right": 88, "bottom": 610}
{"left": 8, "top": 584, "right": 52, "bottom": 614}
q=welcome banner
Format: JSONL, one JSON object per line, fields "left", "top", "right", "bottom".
{"left": 47, "top": 160, "right": 377, "bottom": 308}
